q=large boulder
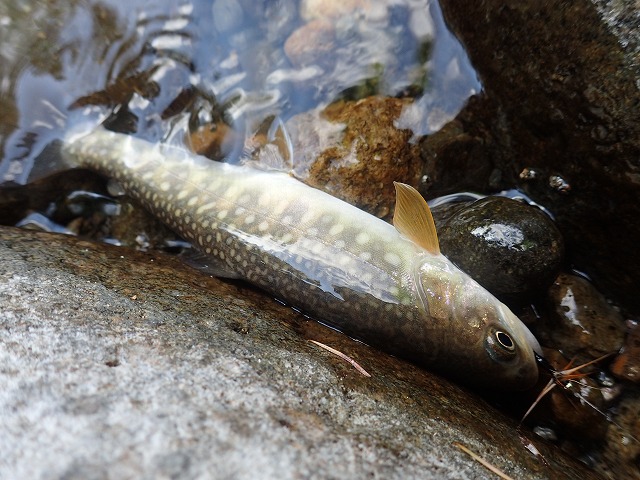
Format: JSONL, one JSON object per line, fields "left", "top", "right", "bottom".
{"left": 0, "top": 227, "right": 598, "bottom": 479}
{"left": 428, "top": 0, "right": 640, "bottom": 313}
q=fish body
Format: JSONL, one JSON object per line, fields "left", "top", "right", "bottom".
{"left": 62, "top": 128, "right": 540, "bottom": 389}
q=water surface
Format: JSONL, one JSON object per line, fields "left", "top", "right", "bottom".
{"left": 0, "top": 0, "right": 479, "bottom": 184}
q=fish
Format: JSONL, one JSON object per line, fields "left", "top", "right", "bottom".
{"left": 53, "top": 127, "right": 541, "bottom": 389}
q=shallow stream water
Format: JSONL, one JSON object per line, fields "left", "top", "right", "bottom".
{"left": 0, "top": 0, "right": 479, "bottom": 185}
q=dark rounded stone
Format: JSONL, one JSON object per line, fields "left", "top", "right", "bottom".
{"left": 437, "top": 196, "right": 564, "bottom": 303}
{"left": 540, "top": 273, "right": 626, "bottom": 361}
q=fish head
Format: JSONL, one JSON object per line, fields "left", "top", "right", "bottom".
{"left": 415, "top": 256, "right": 541, "bottom": 390}
{"left": 475, "top": 301, "right": 541, "bottom": 390}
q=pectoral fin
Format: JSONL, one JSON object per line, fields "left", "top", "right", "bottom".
{"left": 393, "top": 182, "right": 440, "bottom": 255}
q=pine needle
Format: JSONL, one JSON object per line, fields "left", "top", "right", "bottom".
{"left": 309, "top": 340, "right": 371, "bottom": 377}
{"left": 453, "top": 442, "right": 514, "bottom": 480}
{"left": 521, "top": 352, "right": 615, "bottom": 424}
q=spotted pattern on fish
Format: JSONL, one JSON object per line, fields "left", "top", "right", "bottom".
{"left": 62, "top": 128, "right": 541, "bottom": 389}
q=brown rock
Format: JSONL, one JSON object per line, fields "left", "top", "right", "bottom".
{"left": 188, "top": 121, "right": 237, "bottom": 161}
{"left": 539, "top": 273, "right": 625, "bottom": 361}
{"left": 533, "top": 350, "right": 609, "bottom": 443}
{"left": 611, "top": 320, "right": 640, "bottom": 383}
{"left": 289, "top": 96, "right": 423, "bottom": 219}
{"left": 599, "top": 389, "right": 640, "bottom": 480}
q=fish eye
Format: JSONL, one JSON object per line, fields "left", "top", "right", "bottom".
{"left": 485, "top": 327, "right": 517, "bottom": 362}
{"left": 495, "top": 330, "right": 515, "bottom": 351}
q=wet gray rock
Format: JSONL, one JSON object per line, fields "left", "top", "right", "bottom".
{"left": 0, "top": 226, "right": 599, "bottom": 480}
{"left": 435, "top": 196, "right": 564, "bottom": 303}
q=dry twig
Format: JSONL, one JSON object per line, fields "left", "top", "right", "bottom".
{"left": 309, "top": 340, "right": 371, "bottom": 377}
{"left": 453, "top": 442, "right": 514, "bottom": 480}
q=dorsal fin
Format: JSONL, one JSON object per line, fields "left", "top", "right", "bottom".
{"left": 393, "top": 182, "right": 440, "bottom": 255}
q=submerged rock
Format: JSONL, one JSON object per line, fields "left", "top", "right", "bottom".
{"left": 0, "top": 226, "right": 599, "bottom": 480}
{"left": 284, "top": 19, "right": 336, "bottom": 68}
{"left": 288, "top": 96, "right": 423, "bottom": 219}
{"left": 436, "top": 196, "right": 564, "bottom": 303}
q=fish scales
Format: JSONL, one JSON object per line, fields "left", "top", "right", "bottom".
{"left": 64, "top": 130, "right": 438, "bottom": 358}
{"left": 61, "top": 128, "right": 541, "bottom": 389}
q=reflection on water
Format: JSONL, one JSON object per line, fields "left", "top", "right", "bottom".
{"left": 0, "top": 0, "right": 479, "bottom": 185}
